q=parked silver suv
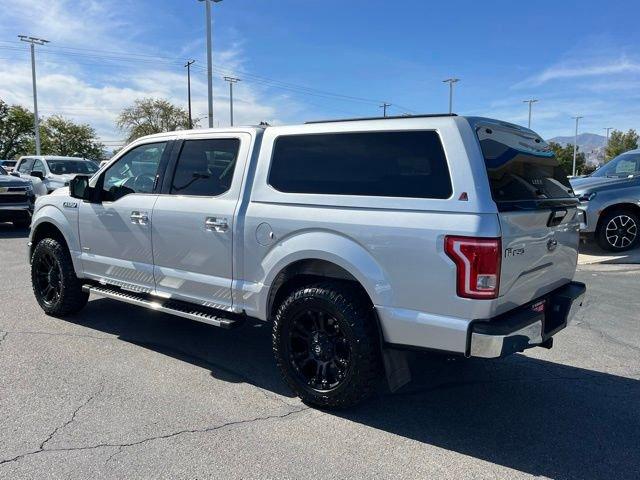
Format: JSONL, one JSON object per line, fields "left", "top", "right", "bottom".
{"left": 14, "top": 156, "right": 99, "bottom": 194}
{"left": 571, "top": 149, "right": 640, "bottom": 251}
{"left": 28, "top": 115, "right": 585, "bottom": 407}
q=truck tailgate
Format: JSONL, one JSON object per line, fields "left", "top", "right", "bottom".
{"left": 496, "top": 208, "right": 580, "bottom": 314}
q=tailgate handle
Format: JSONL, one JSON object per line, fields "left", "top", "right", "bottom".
{"left": 547, "top": 209, "right": 567, "bottom": 227}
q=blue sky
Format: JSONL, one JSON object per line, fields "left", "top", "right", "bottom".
{"left": 1, "top": 0, "right": 638, "bottom": 147}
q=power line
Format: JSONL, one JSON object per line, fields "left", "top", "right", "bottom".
{"left": 0, "top": 42, "right": 401, "bottom": 112}
{"left": 1, "top": 39, "right": 419, "bottom": 119}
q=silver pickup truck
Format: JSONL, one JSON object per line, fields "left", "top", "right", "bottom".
{"left": 28, "top": 114, "right": 585, "bottom": 408}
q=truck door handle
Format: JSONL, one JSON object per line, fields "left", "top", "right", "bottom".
{"left": 205, "top": 217, "right": 228, "bottom": 232}
{"left": 130, "top": 211, "right": 149, "bottom": 225}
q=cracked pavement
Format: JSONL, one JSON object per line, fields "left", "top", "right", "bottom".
{"left": 1, "top": 224, "right": 639, "bottom": 479}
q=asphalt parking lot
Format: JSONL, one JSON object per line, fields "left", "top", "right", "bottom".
{"left": 1, "top": 224, "right": 639, "bottom": 480}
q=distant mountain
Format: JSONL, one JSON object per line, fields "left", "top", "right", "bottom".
{"left": 547, "top": 133, "right": 607, "bottom": 166}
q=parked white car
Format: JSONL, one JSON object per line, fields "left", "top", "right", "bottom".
{"left": 28, "top": 115, "right": 585, "bottom": 407}
{"left": 14, "top": 156, "right": 99, "bottom": 194}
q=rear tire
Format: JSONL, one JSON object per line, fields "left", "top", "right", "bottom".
{"left": 31, "top": 238, "right": 89, "bottom": 316}
{"left": 272, "top": 283, "right": 381, "bottom": 409}
{"left": 596, "top": 210, "right": 639, "bottom": 252}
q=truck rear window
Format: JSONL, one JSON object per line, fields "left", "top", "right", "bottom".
{"left": 476, "top": 126, "right": 575, "bottom": 210}
{"left": 269, "top": 131, "right": 452, "bottom": 199}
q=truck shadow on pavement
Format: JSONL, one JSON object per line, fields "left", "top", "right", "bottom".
{"left": 68, "top": 298, "right": 638, "bottom": 480}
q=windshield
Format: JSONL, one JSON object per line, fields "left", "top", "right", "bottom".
{"left": 0, "top": 166, "right": 7, "bottom": 175}
{"left": 591, "top": 152, "right": 640, "bottom": 178}
{"left": 46, "top": 160, "right": 99, "bottom": 175}
{"left": 0, "top": 161, "right": 16, "bottom": 168}
{"left": 476, "top": 124, "right": 575, "bottom": 210}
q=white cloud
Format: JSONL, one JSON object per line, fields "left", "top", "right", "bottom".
{"left": 513, "top": 56, "right": 640, "bottom": 89}
{"left": 0, "top": 0, "right": 303, "bottom": 150}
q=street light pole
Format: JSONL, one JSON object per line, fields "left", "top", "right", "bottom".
{"left": 185, "top": 59, "right": 195, "bottom": 129}
{"left": 603, "top": 127, "right": 613, "bottom": 163}
{"left": 442, "top": 78, "right": 460, "bottom": 114}
{"left": 572, "top": 116, "right": 584, "bottom": 176}
{"left": 223, "top": 76, "right": 240, "bottom": 126}
{"left": 18, "top": 35, "right": 49, "bottom": 155}
{"left": 523, "top": 99, "right": 538, "bottom": 129}
{"left": 199, "top": 0, "right": 223, "bottom": 128}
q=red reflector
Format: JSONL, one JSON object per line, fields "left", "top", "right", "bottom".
{"left": 531, "top": 300, "right": 546, "bottom": 313}
{"left": 444, "top": 236, "right": 501, "bottom": 299}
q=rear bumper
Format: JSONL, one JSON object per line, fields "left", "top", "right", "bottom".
{"left": 468, "top": 281, "right": 586, "bottom": 358}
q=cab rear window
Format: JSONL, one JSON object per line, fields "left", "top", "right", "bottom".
{"left": 476, "top": 126, "right": 575, "bottom": 210}
{"left": 269, "top": 130, "right": 452, "bottom": 199}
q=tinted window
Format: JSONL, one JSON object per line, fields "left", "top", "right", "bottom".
{"left": 0, "top": 166, "right": 7, "bottom": 175}
{"left": 102, "top": 142, "right": 166, "bottom": 201}
{"left": 0, "top": 161, "right": 16, "bottom": 168}
{"left": 47, "top": 160, "right": 98, "bottom": 175}
{"left": 591, "top": 152, "right": 640, "bottom": 178}
{"left": 171, "top": 139, "right": 240, "bottom": 196}
{"left": 32, "top": 159, "right": 45, "bottom": 174}
{"left": 269, "top": 131, "right": 452, "bottom": 198}
{"left": 477, "top": 126, "right": 574, "bottom": 208}
{"left": 17, "top": 159, "right": 34, "bottom": 173}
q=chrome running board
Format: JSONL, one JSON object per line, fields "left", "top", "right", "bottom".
{"left": 82, "top": 285, "right": 241, "bottom": 329}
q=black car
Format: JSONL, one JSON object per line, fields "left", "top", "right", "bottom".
{"left": 0, "top": 165, "right": 36, "bottom": 228}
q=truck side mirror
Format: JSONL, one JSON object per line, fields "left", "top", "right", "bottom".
{"left": 31, "top": 170, "right": 44, "bottom": 180}
{"left": 69, "top": 175, "right": 95, "bottom": 201}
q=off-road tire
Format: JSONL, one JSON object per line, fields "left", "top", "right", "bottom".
{"left": 272, "top": 282, "right": 381, "bottom": 409}
{"left": 31, "top": 237, "right": 89, "bottom": 316}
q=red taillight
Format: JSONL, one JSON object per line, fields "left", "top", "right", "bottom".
{"left": 444, "top": 236, "right": 501, "bottom": 299}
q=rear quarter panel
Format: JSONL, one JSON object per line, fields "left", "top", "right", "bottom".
{"left": 236, "top": 117, "right": 502, "bottom": 324}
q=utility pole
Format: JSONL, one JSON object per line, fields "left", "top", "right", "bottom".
{"left": 379, "top": 102, "right": 391, "bottom": 117}
{"left": 572, "top": 116, "right": 584, "bottom": 176}
{"left": 184, "top": 59, "right": 195, "bottom": 129}
{"left": 603, "top": 127, "right": 613, "bottom": 163}
{"left": 223, "top": 76, "right": 240, "bottom": 126}
{"left": 18, "top": 35, "right": 49, "bottom": 155}
{"left": 199, "top": 0, "right": 223, "bottom": 128}
{"left": 443, "top": 78, "right": 459, "bottom": 114}
{"left": 523, "top": 99, "right": 538, "bottom": 129}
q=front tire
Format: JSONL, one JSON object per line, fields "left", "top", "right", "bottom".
{"left": 596, "top": 210, "right": 639, "bottom": 252}
{"left": 272, "top": 283, "right": 381, "bottom": 408}
{"left": 31, "top": 238, "right": 89, "bottom": 316}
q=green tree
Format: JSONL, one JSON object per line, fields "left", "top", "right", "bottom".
{"left": 548, "top": 141, "right": 586, "bottom": 175}
{"left": 0, "top": 99, "right": 34, "bottom": 159}
{"left": 605, "top": 129, "right": 638, "bottom": 161}
{"left": 117, "top": 98, "right": 195, "bottom": 143}
{"left": 30, "top": 116, "right": 105, "bottom": 160}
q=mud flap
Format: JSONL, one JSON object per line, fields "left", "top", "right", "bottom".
{"left": 382, "top": 347, "right": 411, "bottom": 392}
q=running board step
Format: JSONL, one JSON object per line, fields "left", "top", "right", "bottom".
{"left": 82, "top": 285, "right": 242, "bottom": 329}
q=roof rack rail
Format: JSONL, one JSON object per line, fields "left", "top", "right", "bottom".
{"left": 305, "top": 113, "right": 457, "bottom": 124}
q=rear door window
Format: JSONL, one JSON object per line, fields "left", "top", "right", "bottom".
{"left": 268, "top": 131, "right": 452, "bottom": 199}
{"left": 476, "top": 125, "right": 575, "bottom": 210}
{"left": 170, "top": 138, "right": 240, "bottom": 196}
